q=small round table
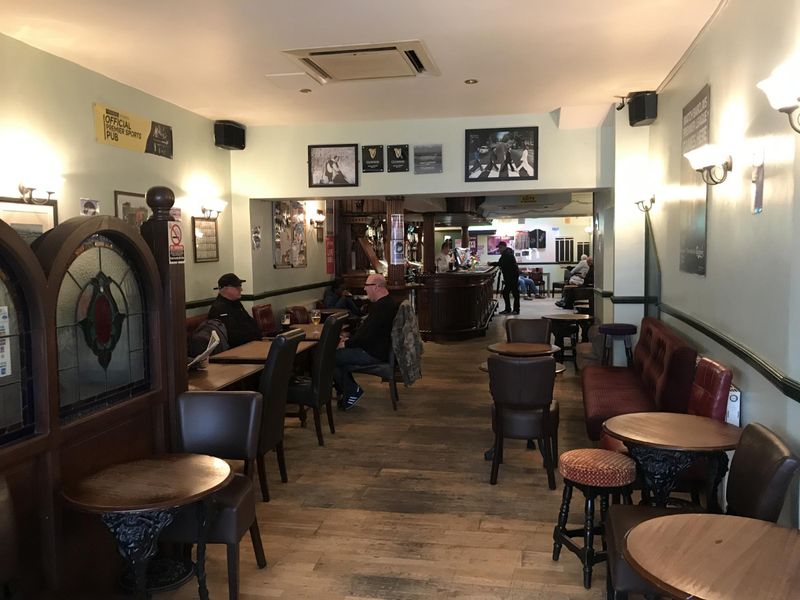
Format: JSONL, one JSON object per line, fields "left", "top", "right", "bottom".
{"left": 487, "top": 342, "right": 560, "bottom": 356}
{"left": 63, "top": 454, "right": 232, "bottom": 599}
{"left": 624, "top": 513, "right": 800, "bottom": 599}
{"left": 480, "top": 361, "right": 566, "bottom": 374}
{"left": 603, "top": 412, "right": 741, "bottom": 510}
{"left": 542, "top": 313, "right": 592, "bottom": 368}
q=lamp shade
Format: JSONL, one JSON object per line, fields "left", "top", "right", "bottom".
{"left": 757, "top": 63, "right": 800, "bottom": 111}
{"left": 683, "top": 144, "right": 729, "bottom": 171}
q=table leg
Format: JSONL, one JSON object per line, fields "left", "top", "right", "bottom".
{"left": 102, "top": 509, "right": 175, "bottom": 600}
{"left": 626, "top": 445, "right": 694, "bottom": 507}
{"left": 705, "top": 451, "right": 730, "bottom": 514}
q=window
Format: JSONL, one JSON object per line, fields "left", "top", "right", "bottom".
{"left": 57, "top": 235, "right": 149, "bottom": 422}
{"left": 555, "top": 237, "right": 574, "bottom": 263}
{"left": 577, "top": 241, "right": 591, "bottom": 258}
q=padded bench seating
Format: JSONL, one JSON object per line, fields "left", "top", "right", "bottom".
{"left": 581, "top": 317, "right": 697, "bottom": 441}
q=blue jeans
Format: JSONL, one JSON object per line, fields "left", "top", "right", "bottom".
{"left": 334, "top": 347, "right": 383, "bottom": 397}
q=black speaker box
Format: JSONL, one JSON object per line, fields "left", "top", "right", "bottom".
{"left": 628, "top": 92, "right": 658, "bottom": 127}
{"left": 214, "top": 120, "right": 246, "bottom": 150}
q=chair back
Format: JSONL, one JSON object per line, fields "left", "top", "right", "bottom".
{"left": 505, "top": 318, "right": 550, "bottom": 344}
{"left": 288, "top": 305, "right": 309, "bottom": 325}
{"left": 311, "top": 315, "right": 344, "bottom": 401}
{"left": 0, "top": 476, "right": 19, "bottom": 591}
{"left": 531, "top": 268, "right": 545, "bottom": 285}
{"left": 252, "top": 303, "right": 279, "bottom": 337}
{"left": 176, "top": 391, "right": 263, "bottom": 461}
{"left": 687, "top": 357, "right": 732, "bottom": 422}
{"left": 488, "top": 355, "right": 555, "bottom": 410}
{"left": 726, "top": 423, "right": 799, "bottom": 522}
{"left": 258, "top": 328, "right": 306, "bottom": 453}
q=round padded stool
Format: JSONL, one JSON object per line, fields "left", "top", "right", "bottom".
{"left": 598, "top": 323, "right": 637, "bottom": 366}
{"left": 552, "top": 449, "right": 636, "bottom": 589}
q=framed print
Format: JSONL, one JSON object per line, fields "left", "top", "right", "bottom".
{"left": 0, "top": 197, "right": 58, "bottom": 244}
{"left": 362, "top": 145, "right": 384, "bottom": 173}
{"left": 308, "top": 144, "right": 358, "bottom": 187}
{"left": 465, "top": 126, "right": 538, "bottom": 181}
{"left": 272, "top": 200, "right": 307, "bottom": 268}
{"left": 191, "top": 217, "right": 219, "bottom": 263}
{"left": 114, "top": 190, "right": 149, "bottom": 229}
{"left": 413, "top": 144, "right": 443, "bottom": 174}
{"left": 387, "top": 144, "right": 409, "bottom": 172}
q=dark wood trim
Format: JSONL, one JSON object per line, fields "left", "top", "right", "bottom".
{"left": 186, "top": 279, "right": 334, "bottom": 310}
{"left": 660, "top": 303, "right": 800, "bottom": 402}
{"left": 610, "top": 296, "right": 648, "bottom": 304}
{"left": 592, "top": 287, "right": 614, "bottom": 298}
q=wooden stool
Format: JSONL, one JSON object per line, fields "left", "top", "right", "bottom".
{"left": 552, "top": 448, "right": 636, "bottom": 589}
{"left": 598, "top": 323, "right": 637, "bottom": 366}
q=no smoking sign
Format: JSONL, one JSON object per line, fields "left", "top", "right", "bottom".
{"left": 168, "top": 223, "right": 185, "bottom": 264}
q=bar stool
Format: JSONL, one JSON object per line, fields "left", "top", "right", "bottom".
{"left": 598, "top": 323, "right": 637, "bottom": 366}
{"left": 552, "top": 448, "right": 636, "bottom": 589}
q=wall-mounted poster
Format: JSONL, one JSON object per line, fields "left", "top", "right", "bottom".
{"left": 487, "top": 236, "right": 513, "bottom": 255}
{"left": 191, "top": 217, "right": 219, "bottom": 263}
{"left": 0, "top": 197, "right": 58, "bottom": 245}
{"left": 413, "top": 144, "right": 443, "bottom": 174}
{"left": 679, "top": 85, "right": 710, "bottom": 276}
{"left": 387, "top": 144, "right": 409, "bottom": 172}
{"left": 362, "top": 145, "right": 384, "bottom": 173}
{"left": 93, "top": 103, "right": 173, "bottom": 159}
{"left": 273, "top": 200, "right": 307, "bottom": 268}
{"left": 308, "top": 144, "right": 359, "bottom": 187}
{"left": 465, "top": 126, "right": 538, "bottom": 181}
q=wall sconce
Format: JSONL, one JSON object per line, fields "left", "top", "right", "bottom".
{"left": 200, "top": 198, "right": 227, "bottom": 219}
{"left": 18, "top": 183, "right": 35, "bottom": 203}
{"left": 757, "top": 62, "right": 800, "bottom": 133}
{"left": 636, "top": 196, "right": 656, "bottom": 213}
{"left": 683, "top": 144, "right": 732, "bottom": 185}
{"left": 310, "top": 209, "right": 326, "bottom": 242}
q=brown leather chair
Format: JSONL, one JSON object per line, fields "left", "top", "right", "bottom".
{"left": 487, "top": 355, "right": 558, "bottom": 489}
{"left": 0, "top": 476, "right": 20, "bottom": 600}
{"left": 287, "top": 315, "right": 344, "bottom": 446}
{"left": 605, "top": 423, "right": 799, "bottom": 600}
{"left": 251, "top": 303, "right": 279, "bottom": 337}
{"left": 505, "top": 318, "right": 551, "bottom": 344}
{"left": 160, "top": 391, "right": 266, "bottom": 600}
{"left": 255, "top": 328, "right": 306, "bottom": 501}
{"left": 288, "top": 306, "right": 309, "bottom": 325}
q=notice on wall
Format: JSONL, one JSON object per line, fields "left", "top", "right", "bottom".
{"left": 93, "top": 103, "right": 173, "bottom": 159}
{"left": 325, "top": 236, "right": 335, "bottom": 274}
{"left": 0, "top": 306, "right": 10, "bottom": 378}
{"left": 168, "top": 222, "right": 186, "bottom": 265}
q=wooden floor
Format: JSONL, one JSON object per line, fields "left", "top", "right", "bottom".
{"left": 165, "top": 297, "right": 608, "bottom": 600}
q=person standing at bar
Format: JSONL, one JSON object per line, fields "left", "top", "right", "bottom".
{"left": 494, "top": 241, "right": 520, "bottom": 314}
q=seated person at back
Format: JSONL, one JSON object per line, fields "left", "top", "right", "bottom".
{"left": 334, "top": 274, "right": 399, "bottom": 411}
{"left": 518, "top": 273, "right": 537, "bottom": 299}
{"left": 556, "top": 258, "right": 594, "bottom": 308}
{"left": 208, "top": 272, "right": 261, "bottom": 347}
{"left": 323, "top": 279, "right": 360, "bottom": 316}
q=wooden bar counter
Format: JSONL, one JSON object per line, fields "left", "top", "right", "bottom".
{"left": 416, "top": 267, "right": 498, "bottom": 342}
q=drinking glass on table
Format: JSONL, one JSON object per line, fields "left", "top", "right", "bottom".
{"left": 311, "top": 309, "right": 321, "bottom": 325}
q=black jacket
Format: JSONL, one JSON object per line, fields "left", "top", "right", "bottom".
{"left": 497, "top": 247, "right": 519, "bottom": 282}
{"left": 208, "top": 295, "right": 261, "bottom": 348}
{"left": 345, "top": 295, "right": 398, "bottom": 361}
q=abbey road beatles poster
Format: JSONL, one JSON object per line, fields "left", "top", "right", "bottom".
{"left": 465, "top": 127, "right": 538, "bottom": 181}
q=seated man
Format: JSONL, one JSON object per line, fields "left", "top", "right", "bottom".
{"left": 518, "top": 273, "right": 537, "bottom": 299}
{"left": 334, "top": 274, "right": 399, "bottom": 411}
{"left": 556, "top": 259, "right": 594, "bottom": 309}
{"left": 208, "top": 272, "right": 261, "bottom": 348}
{"left": 323, "top": 279, "right": 360, "bottom": 316}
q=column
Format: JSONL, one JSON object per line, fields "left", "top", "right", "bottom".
{"left": 423, "top": 213, "right": 435, "bottom": 274}
{"left": 385, "top": 196, "right": 405, "bottom": 286}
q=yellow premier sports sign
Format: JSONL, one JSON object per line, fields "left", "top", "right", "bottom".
{"left": 93, "top": 103, "right": 173, "bottom": 159}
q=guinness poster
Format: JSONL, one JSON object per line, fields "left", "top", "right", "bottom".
{"left": 93, "top": 103, "right": 173, "bottom": 159}
{"left": 387, "top": 144, "right": 409, "bottom": 172}
{"left": 362, "top": 145, "right": 384, "bottom": 173}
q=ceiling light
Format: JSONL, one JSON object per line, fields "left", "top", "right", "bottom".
{"left": 299, "top": 88, "right": 312, "bottom": 94}
{"left": 464, "top": 79, "right": 478, "bottom": 85}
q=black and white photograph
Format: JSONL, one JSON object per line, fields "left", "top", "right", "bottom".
{"left": 464, "top": 127, "right": 538, "bottom": 181}
{"left": 413, "top": 144, "right": 443, "bottom": 174}
{"left": 114, "top": 190, "right": 149, "bottom": 230}
{"left": 80, "top": 198, "right": 99, "bottom": 216}
{"left": 308, "top": 144, "right": 359, "bottom": 188}
{"left": 387, "top": 144, "right": 409, "bottom": 172}
{"left": 362, "top": 145, "right": 384, "bottom": 173}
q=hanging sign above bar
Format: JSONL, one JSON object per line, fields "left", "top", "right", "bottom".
{"left": 93, "top": 103, "right": 173, "bottom": 159}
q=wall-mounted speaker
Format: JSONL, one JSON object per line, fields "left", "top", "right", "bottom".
{"left": 214, "top": 120, "right": 246, "bottom": 150}
{"left": 628, "top": 92, "right": 658, "bottom": 127}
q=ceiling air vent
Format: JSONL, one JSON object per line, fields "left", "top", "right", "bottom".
{"left": 283, "top": 40, "right": 440, "bottom": 84}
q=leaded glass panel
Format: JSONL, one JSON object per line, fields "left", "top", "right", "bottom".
{"left": 57, "top": 234, "right": 149, "bottom": 421}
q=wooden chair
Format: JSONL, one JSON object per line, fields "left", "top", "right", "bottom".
{"left": 251, "top": 303, "right": 279, "bottom": 337}
{"left": 505, "top": 318, "right": 551, "bottom": 344}
{"left": 288, "top": 306, "right": 309, "bottom": 325}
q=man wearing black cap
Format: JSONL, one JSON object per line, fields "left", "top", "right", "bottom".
{"left": 208, "top": 273, "right": 261, "bottom": 348}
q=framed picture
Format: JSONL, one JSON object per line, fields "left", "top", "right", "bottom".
{"left": 362, "top": 145, "right": 384, "bottom": 173}
{"left": 413, "top": 144, "right": 443, "bottom": 174}
{"left": 191, "top": 217, "right": 219, "bottom": 263}
{"left": 272, "top": 200, "right": 307, "bottom": 268}
{"left": 0, "top": 197, "right": 58, "bottom": 244}
{"left": 114, "top": 190, "right": 149, "bottom": 230}
{"left": 465, "top": 126, "right": 538, "bottom": 181}
{"left": 308, "top": 144, "right": 359, "bottom": 187}
{"left": 387, "top": 144, "right": 409, "bottom": 172}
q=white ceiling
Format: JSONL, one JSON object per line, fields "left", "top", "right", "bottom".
{"left": 1, "top": 0, "right": 722, "bottom": 127}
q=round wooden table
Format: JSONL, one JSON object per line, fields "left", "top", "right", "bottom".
{"left": 603, "top": 412, "right": 741, "bottom": 510}
{"left": 542, "top": 313, "right": 592, "bottom": 367}
{"left": 63, "top": 454, "right": 232, "bottom": 599}
{"left": 487, "top": 342, "right": 560, "bottom": 356}
{"left": 624, "top": 513, "right": 800, "bottom": 599}
{"left": 479, "top": 361, "right": 566, "bottom": 374}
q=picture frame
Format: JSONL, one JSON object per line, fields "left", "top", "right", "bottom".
{"left": 191, "top": 217, "right": 219, "bottom": 263}
{"left": 0, "top": 197, "right": 58, "bottom": 245}
{"left": 387, "top": 144, "right": 409, "bottom": 172}
{"left": 464, "top": 126, "right": 538, "bottom": 181}
{"left": 272, "top": 200, "right": 307, "bottom": 268}
{"left": 114, "top": 190, "right": 149, "bottom": 230}
{"left": 308, "top": 144, "right": 359, "bottom": 188}
{"left": 413, "top": 144, "right": 443, "bottom": 174}
{"left": 361, "top": 144, "right": 384, "bottom": 173}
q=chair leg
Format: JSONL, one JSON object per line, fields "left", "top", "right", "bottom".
{"left": 226, "top": 543, "right": 240, "bottom": 600}
{"left": 256, "top": 454, "right": 270, "bottom": 502}
{"left": 276, "top": 441, "right": 288, "bottom": 483}
{"left": 543, "top": 435, "right": 556, "bottom": 491}
{"left": 389, "top": 378, "right": 399, "bottom": 411}
{"left": 583, "top": 493, "right": 596, "bottom": 589}
{"left": 599, "top": 494, "right": 609, "bottom": 551}
{"left": 326, "top": 398, "right": 336, "bottom": 434}
{"left": 552, "top": 482, "right": 572, "bottom": 561}
{"left": 490, "top": 429, "right": 503, "bottom": 485}
{"left": 312, "top": 407, "right": 324, "bottom": 446}
{"left": 249, "top": 520, "right": 267, "bottom": 569}
{"left": 298, "top": 405, "right": 308, "bottom": 427}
